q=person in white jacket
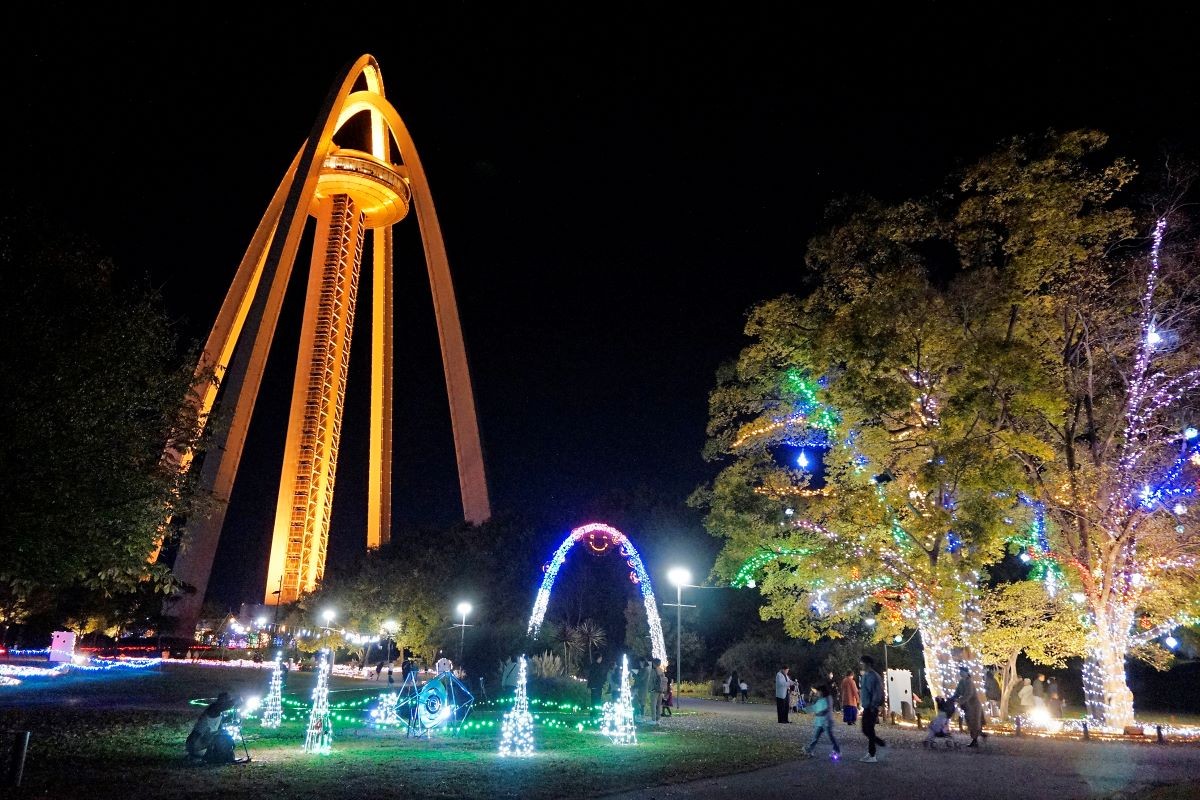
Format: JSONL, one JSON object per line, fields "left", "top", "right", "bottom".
{"left": 775, "top": 665, "right": 795, "bottom": 723}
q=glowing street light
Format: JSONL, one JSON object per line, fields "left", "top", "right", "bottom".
{"left": 454, "top": 602, "right": 473, "bottom": 664}
{"left": 666, "top": 567, "right": 696, "bottom": 710}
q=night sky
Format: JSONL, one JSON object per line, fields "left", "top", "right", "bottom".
{"left": 6, "top": 5, "right": 1199, "bottom": 606}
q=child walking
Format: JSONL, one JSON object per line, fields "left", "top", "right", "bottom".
{"left": 802, "top": 685, "right": 841, "bottom": 760}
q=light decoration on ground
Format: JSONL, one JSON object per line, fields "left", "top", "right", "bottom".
{"left": 260, "top": 654, "right": 283, "bottom": 729}
{"left": 498, "top": 655, "right": 535, "bottom": 756}
{"left": 528, "top": 523, "right": 667, "bottom": 664}
{"left": 304, "top": 651, "right": 333, "bottom": 754}
{"left": 599, "top": 654, "right": 637, "bottom": 745}
{"left": 395, "top": 670, "right": 475, "bottom": 738}
{"left": 370, "top": 692, "right": 401, "bottom": 725}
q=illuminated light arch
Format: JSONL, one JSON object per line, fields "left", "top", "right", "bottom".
{"left": 527, "top": 523, "right": 667, "bottom": 664}
{"left": 165, "top": 54, "right": 491, "bottom": 634}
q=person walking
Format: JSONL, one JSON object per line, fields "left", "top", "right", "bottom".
{"left": 587, "top": 654, "right": 607, "bottom": 711}
{"left": 662, "top": 671, "right": 674, "bottom": 717}
{"left": 802, "top": 685, "right": 841, "bottom": 760}
{"left": 840, "top": 669, "right": 860, "bottom": 725}
{"left": 775, "top": 665, "right": 794, "bottom": 723}
{"left": 858, "top": 655, "right": 886, "bottom": 762}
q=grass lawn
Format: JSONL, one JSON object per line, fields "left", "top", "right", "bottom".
{"left": 0, "top": 664, "right": 800, "bottom": 798}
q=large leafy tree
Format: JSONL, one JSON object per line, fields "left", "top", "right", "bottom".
{"left": 978, "top": 581, "right": 1087, "bottom": 719}
{"left": 696, "top": 131, "right": 1168, "bottom": 702}
{"left": 0, "top": 212, "right": 204, "bottom": 632}
{"left": 699, "top": 198, "right": 1040, "bottom": 697}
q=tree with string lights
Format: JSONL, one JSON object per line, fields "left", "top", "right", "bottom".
{"left": 1002, "top": 213, "right": 1200, "bottom": 728}
{"left": 696, "top": 132, "right": 1200, "bottom": 712}
{"left": 697, "top": 199, "right": 1034, "bottom": 699}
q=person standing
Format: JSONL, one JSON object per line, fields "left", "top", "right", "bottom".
{"left": 984, "top": 667, "right": 1002, "bottom": 720}
{"left": 858, "top": 655, "right": 886, "bottom": 762}
{"left": 587, "top": 654, "right": 607, "bottom": 711}
{"left": 1017, "top": 677, "right": 1034, "bottom": 713}
{"left": 649, "top": 658, "right": 665, "bottom": 724}
{"left": 775, "top": 665, "right": 794, "bottom": 723}
{"left": 605, "top": 662, "right": 620, "bottom": 703}
{"left": 840, "top": 669, "right": 860, "bottom": 725}
{"left": 728, "top": 669, "right": 740, "bottom": 702}
{"left": 827, "top": 670, "right": 841, "bottom": 713}
{"left": 950, "top": 666, "right": 986, "bottom": 747}
{"left": 1032, "top": 673, "right": 1047, "bottom": 709}
{"left": 634, "top": 659, "right": 651, "bottom": 721}
{"left": 1047, "top": 676, "right": 1062, "bottom": 718}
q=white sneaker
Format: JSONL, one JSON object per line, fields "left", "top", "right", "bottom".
{"left": 859, "top": 755, "right": 878, "bottom": 763}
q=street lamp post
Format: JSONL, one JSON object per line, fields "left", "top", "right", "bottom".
{"left": 322, "top": 609, "right": 336, "bottom": 671}
{"left": 454, "top": 602, "right": 472, "bottom": 665}
{"left": 666, "top": 567, "right": 695, "bottom": 710}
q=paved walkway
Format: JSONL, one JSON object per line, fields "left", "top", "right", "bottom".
{"left": 605, "top": 699, "right": 1200, "bottom": 800}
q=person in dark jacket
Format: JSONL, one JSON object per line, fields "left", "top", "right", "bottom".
{"left": 984, "top": 667, "right": 1002, "bottom": 719}
{"left": 587, "top": 654, "right": 607, "bottom": 711}
{"left": 185, "top": 692, "right": 238, "bottom": 761}
{"left": 858, "top": 655, "right": 887, "bottom": 762}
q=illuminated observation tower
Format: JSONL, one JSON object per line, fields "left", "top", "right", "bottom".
{"left": 165, "top": 54, "right": 490, "bottom": 633}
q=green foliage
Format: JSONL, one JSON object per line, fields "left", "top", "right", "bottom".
{"left": 623, "top": 597, "right": 650, "bottom": 658}
{"left": 294, "top": 514, "right": 543, "bottom": 669}
{"left": 979, "top": 581, "right": 1088, "bottom": 669}
{"left": 695, "top": 131, "right": 1148, "bottom": 686}
{"left": 979, "top": 581, "right": 1088, "bottom": 717}
{"left": 0, "top": 212, "right": 205, "bottom": 623}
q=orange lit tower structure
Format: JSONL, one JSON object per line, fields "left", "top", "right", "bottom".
{"left": 167, "top": 55, "right": 490, "bottom": 633}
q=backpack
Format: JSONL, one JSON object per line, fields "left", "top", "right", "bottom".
{"left": 204, "top": 731, "right": 236, "bottom": 764}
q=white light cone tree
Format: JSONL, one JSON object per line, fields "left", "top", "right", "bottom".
{"left": 599, "top": 654, "right": 637, "bottom": 745}
{"left": 499, "top": 655, "right": 535, "bottom": 756}
{"left": 261, "top": 653, "right": 283, "bottom": 728}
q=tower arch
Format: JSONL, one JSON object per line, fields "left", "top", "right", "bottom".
{"left": 166, "top": 54, "right": 490, "bottom": 633}
{"left": 527, "top": 523, "right": 668, "bottom": 664}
